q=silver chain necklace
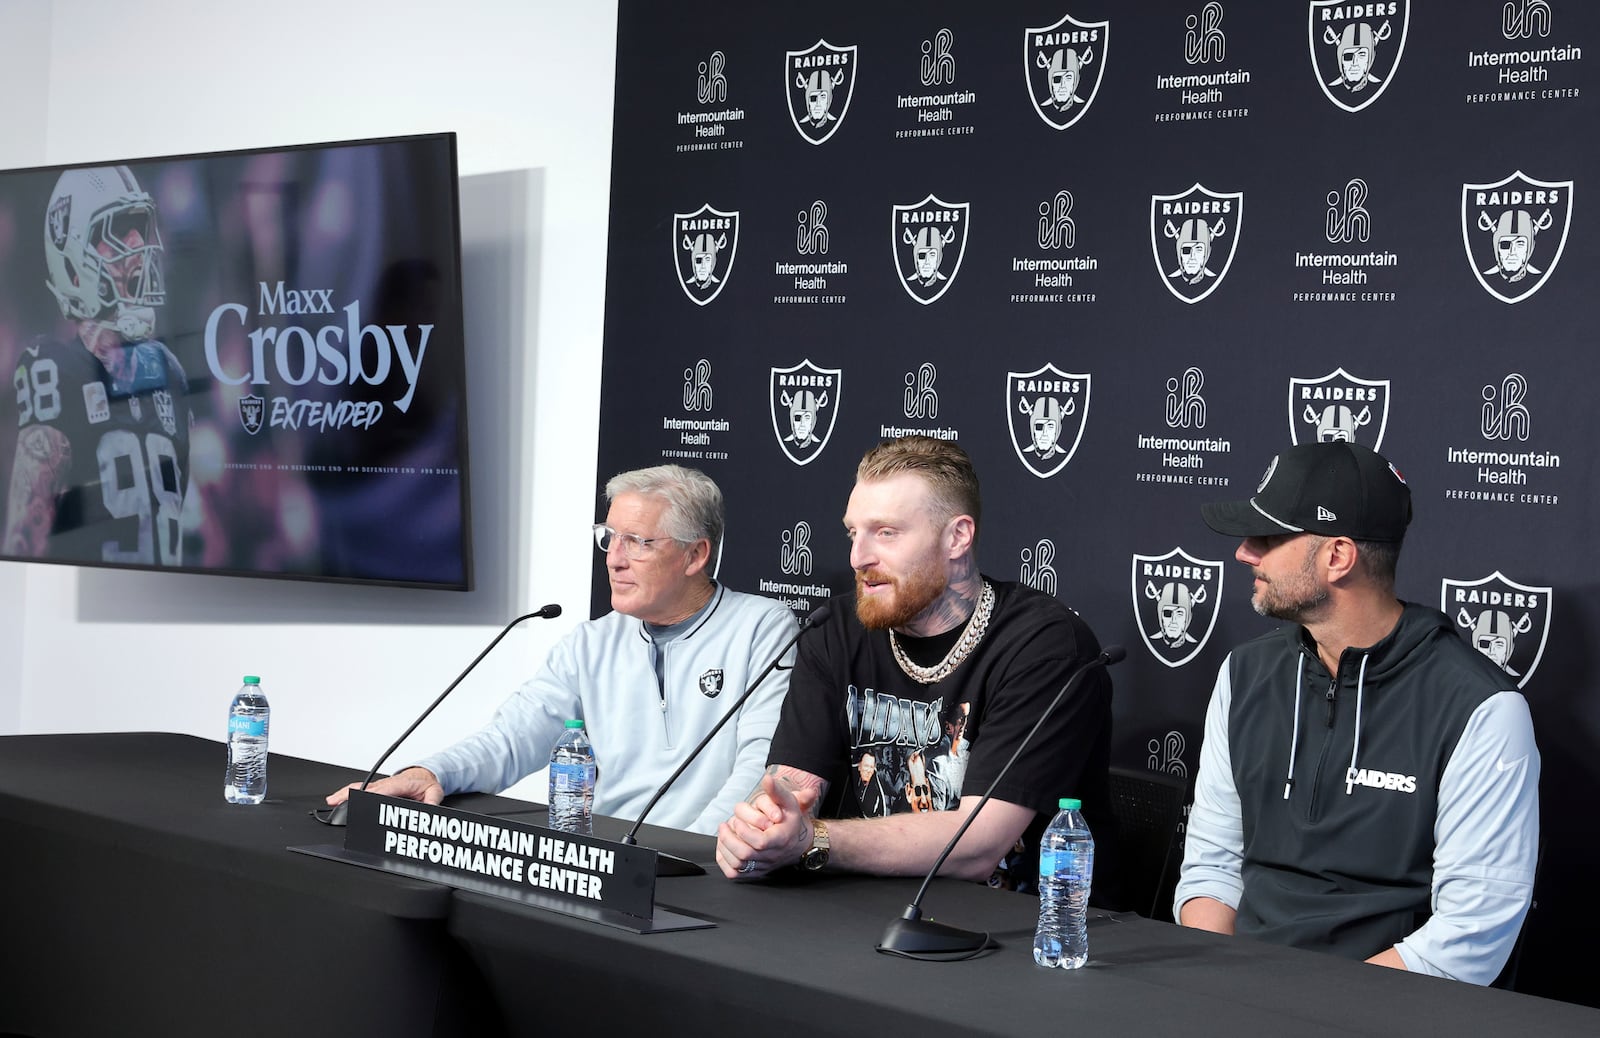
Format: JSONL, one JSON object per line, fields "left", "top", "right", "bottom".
{"left": 889, "top": 581, "right": 994, "bottom": 684}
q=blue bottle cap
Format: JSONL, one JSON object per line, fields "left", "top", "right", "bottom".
{"left": 1060, "top": 797, "right": 1081, "bottom": 810}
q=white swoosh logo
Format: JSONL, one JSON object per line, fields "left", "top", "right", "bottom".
{"left": 1495, "top": 756, "right": 1528, "bottom": 773}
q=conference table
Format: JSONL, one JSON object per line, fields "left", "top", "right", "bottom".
{"left": 0, "top": 732, "right": 510, "bottom": 1038}
{"left": 3, "top": 733, "right": 1597, "bottom": 1038}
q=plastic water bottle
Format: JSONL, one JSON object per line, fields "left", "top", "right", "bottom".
{"left": 548, "top": 719, "right": 596, "bottom": 834}
{"left": 224, "top": 676, "right": 270, "bottom": 805}
{"left": 1034, "top": 797, "right": 1094, "bottom": 969}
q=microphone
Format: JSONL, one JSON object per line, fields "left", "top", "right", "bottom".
{"left": 620, "top": 603, "right": 831, "bottom": 875}
{"left": 315, "top": 604, "right": 563, "bottom": 827}
{"left": 875, "top": 644, "right": 1126, "bottom": 960}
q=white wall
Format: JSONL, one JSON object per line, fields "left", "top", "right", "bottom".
{"left": 1, "top": 0, "right": 619, "bottom": 802}
{"left": 0, "top": 0, "right": 54, "bottom": 735}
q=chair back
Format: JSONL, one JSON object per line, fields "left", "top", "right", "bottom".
{"left": 1105, "top": 765, "right": 1189, "bottom": 921}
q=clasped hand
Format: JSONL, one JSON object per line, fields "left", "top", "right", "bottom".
{"left": 715, "top": 770, "right": 818, "bottom": 880}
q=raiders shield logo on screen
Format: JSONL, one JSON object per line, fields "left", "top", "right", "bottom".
{"left": 239, "top": 393, "right": 265, "bottom": 435}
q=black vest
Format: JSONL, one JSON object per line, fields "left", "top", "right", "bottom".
{"left": 1227, "top": 604, "right": 1506, "bottom": 958}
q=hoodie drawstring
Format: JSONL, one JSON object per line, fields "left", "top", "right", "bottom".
{"left": 1283, "top": 655, "right": 1305, "bottom": 800}
{"left": 1345, "top": 653, "right": 1370, "bottom": 795}
{"left": 1284, "top": 651, "right": 1370, "bottom": 800}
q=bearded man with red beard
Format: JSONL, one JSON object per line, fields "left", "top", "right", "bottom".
{"left": 715, "top": 436, "right": 1114, "bottom": 894}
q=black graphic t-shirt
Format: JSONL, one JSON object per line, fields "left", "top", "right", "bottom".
{"left": 769, "top": 579, "right": 1114, "bottom": 892}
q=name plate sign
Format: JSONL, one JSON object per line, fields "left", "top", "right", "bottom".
{"left": 292, "top": 790, "right": 711, "bottom": 933}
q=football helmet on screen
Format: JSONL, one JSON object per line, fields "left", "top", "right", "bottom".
{"left": 43, "top": 165, "right": 165, "bottom": 339}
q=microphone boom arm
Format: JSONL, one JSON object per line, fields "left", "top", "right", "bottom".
{"left": 317, "top": 604, "right": 562, "bottom": 826}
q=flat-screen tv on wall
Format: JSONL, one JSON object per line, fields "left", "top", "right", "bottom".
{"left": 0, "top": 133, "right": 472, "bottom": 590}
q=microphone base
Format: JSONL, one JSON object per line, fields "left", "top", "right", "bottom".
{"left": 654, "top": 851, "right": 706, "bottom": 877}
{"left": 875, "top": 906, "right": 995, "bottom": 960}
{"left": 316, "top": 801, "right": 350, "bottom": 827}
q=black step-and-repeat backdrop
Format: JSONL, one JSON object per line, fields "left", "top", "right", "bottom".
{"left": 595, "top": 1, "right": 1596, "bottom": 1002}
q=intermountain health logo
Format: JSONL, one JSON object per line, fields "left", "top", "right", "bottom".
{"left": 1149, "top": 730, "right": 1189, "bottom": 778}
{"left": 1466, "top": 2, "right": 1582, "bottom": 106}
{"left": 1441, "top": 372, "right": 1562, "bottom": 508}
{"left": 1010, "top": 188, "right": 1100, "bottom": 304}
{"left": 1154, "top": 3, "right": 1253, "bottom": 123}
{"left": 1024, "top": 13, "right": 1109, "bottom": 130}
{"left": 892, "top": 195, "right": 969, "bottom": 305}
{"left": 894, "top": 27, "right": 978, "bottom": 139}
{"left": 1461, "top": 171, "right": 1572, "bottom": 304}
{"left": 1132, "top": 547, "right": 1224, "bottom": 668}
{"left": 1441, "top": 571, "right": 1551, "bottom": 689}
{"left": 683, "top": 359, "right": 713, "bottom": 411}
{"left": 661, "top": 358, "right": 730, "bottom": 462}
{"left": 881, "top": 362, "right": 960, "bottom": 443}
{"left": 1186, "top": 3, "right": 1227, "bottom": 64}
{"left": 761, "top": 519, "right": 833, "bottom": 618}
{"left": 780, "top": 521, "right": 814, "bottom": 577}
{"left": 776, "top": 199, "right": 848, "bottom": 305}
{"left": 1151, "top": 184, "right": 1242, "bottom": 304}
{"left": 676, "top": 50, "right": 746, "bottom": 153}
{"left": 1307, "top": 1, "right": 1409, "bottom": 112}
{"left": 1288, "top": 366, "right": 1390, "bottom": 449}
{"left": 770, "top": 359, "right": 841, "bottom": 466}
{"left": 904, "top": 362, "right": 939, "bottom": 419}
{"left": 1007, "top": 364, "right": 1090, "bottom": 478}
{"left": 787, "top": 40, "right": 858, "bottom": 145}
{"left": 1292, "top": 177, "right": 1401, "bottom": 303}
{"left": 675, "top": 205, "right": 739, "bottom": 305}
{"left": 1020, "top": 537, "right": 1059, "bottom": 596}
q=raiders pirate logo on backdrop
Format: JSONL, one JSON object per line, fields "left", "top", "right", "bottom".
{"left": 1024, "top": 13, "right": 1109, "bottom": 130}
{"left": 1288, "top": 366, "right": 1390, "bottom": 449}
{"left": 786, "top": 40, "right": 857, "bottom": 145}
{"left": 770, "top": 359, "right": 841, "bottom": 465}
{"left": 674, "top": 204, "right": 740, "bottom": 305}
{"left": 1132, "top": 547, "right": 1224, "bottom": 668}
{"left": 1151, "top": 184, "right": 1243, "bottom": 304}
{"left": 1461, "top": 171, "right": 1572, "bottom": 304}
{"left": 1441, "top": 572, "right": 1551, "bottom": 689}
{"left": 1007, "top": 364, "right": 1090, "bottom": 479}
{"left": 1307, "top": 1, "right": 1410, "bottom": 112}
{"left": 892, "top": 195, "right": 970, "bottom": 305}
{"left": 239, "top": 393, "right": 265, "bottom": 435}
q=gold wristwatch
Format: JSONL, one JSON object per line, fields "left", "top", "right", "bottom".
{"left": 800, "top": 818, "right": 830, "bottom": 871}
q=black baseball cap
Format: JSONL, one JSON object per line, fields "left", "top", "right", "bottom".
{"left": 1201, "top": 442, "right": 1412, "bottom": 543}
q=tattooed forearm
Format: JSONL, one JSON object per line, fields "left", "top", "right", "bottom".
{"left": 3, "top": 426, "right": 71, "bottom": 555}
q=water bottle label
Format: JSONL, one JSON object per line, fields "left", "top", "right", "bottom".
{"left": 551, "top": 761, "right": 594, "bottom": 791}
{"left": 228, "top": 716, "right": 266, "bottom": 737}
{"left": 1039, "top": 847, "right": 1058, "bottom": 875}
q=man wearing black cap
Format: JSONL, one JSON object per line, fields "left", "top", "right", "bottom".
{"left": 1174, "top": 441, "right": 1540, "bottom": 985}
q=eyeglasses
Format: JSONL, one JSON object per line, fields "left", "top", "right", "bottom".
{"left": 593, "top": 523, "right": 677, "bottom": 561}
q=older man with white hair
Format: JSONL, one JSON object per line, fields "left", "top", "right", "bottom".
{"left": 327, "top": 465, "right": 797, "bottom": 834}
